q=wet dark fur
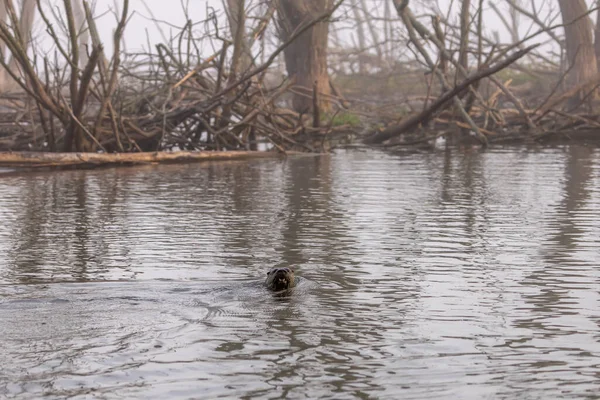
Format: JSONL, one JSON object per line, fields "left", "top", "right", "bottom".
{"left": 265, "top": 267, "right": 296, "bottom": 291}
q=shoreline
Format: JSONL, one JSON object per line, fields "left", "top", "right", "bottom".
{"left": 1, "top": 136, "right": 598, "bottom": 173}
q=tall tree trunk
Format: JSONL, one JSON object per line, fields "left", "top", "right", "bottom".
{"left": 222, "top": 0, "right": 257, "bottom": 150}
{"left": 72, "top": 0, "right": 89, "bottom": 67}
{"left": 458, "top": 0, "right": 471, "bottom": 76}
{"left": 558, "top": 0, "right": 598, "bottom": 98}
{"left": 0, "top": 0, "right": 36, "bottom": 92}
{"left": 351, "top": 0, "right": 367, "bottom": 74}
{"left": 384, "top": 0, "right": 392, "bottom": 63}
{"left": 509, "top": 0, "right": 520, "bottom": 44}
{"left": 0, "top": 1, "right": 9, "bottom": 90}
{"left": 225, "top": 0, "right": 253, "bottom": 76}
{"left": 278, "top": 0, "right": 332, "bottom": 113}
{"left": 359, "top": 0, "right": 383, "bottom": 64}
{"left": 595, "top": 2, "right": 600, "bottom": 65}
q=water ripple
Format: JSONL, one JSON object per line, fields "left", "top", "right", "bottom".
{"left": 1, "top": 146, "right": 600, "bottom": 398}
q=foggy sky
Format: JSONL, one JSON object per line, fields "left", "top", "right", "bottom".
{"left": 33, "top": 0, "right": 585, "bottom": 59}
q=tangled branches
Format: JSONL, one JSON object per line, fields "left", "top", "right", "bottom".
{"left": 0, "top": 0, "right": 351, "bottom": 154}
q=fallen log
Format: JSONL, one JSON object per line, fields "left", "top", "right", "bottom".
{"left": 0, "top": 150, "right": 300, "bottom": 169}
{"left": 363, "top": 44, "right": 539, "bottom": 145}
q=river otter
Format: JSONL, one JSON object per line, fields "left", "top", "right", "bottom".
{"left": 265, "top": 267, "right": 296, "bottom": 291}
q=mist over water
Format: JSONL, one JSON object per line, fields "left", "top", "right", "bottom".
{"left": 1, "top": 146, "right": 600, "bottom": 399}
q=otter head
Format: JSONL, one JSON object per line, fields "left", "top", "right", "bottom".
{"left": 265, "top": 267, "right": 295, "bottom": 291}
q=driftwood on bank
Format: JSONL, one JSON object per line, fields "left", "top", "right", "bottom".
{"left": 0, "top": 150, "right": 300, "bottom": 169}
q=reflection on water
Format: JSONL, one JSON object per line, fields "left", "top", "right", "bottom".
{"left": 1, "top": 146, "right": 600, "bottom": 399}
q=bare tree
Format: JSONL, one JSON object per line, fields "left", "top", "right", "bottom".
{"left": 0, "top": 0, "right": 35, "bottom": 91}
{"left": 351, "top": 0, "right": 367, "bottom": 74}
{"left": 595, "top": 1, "right": 600, "bottom": 65}
{"left": 278, "top": 0, "right": 334, "bottom": 113}
{"left": 558, "top": 0, "right": 597, "bottom": 96}
{"left": 358, "top": 0, "right": 383, "bottom": 64}
{"left": 458, "top": 0, "right": 471, "bottom": 74}
{"left": 0, "top": 0, "right": 90, "bottom": 92}
{"left": 224, "top": 0, "right": 253, "bottom": 77}
{"left": 72, "top": 0, "right": 89, "bottom": 66}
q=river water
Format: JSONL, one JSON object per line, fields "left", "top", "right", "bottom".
{"left": 0, "top": 146, "right": 599, "bottom": 399}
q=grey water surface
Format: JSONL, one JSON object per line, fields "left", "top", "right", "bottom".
{"left": 1, "top": 146, "right": 600, "bottom": 399}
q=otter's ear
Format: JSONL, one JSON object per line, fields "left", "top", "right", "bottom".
{"left": 291, "top": 268, "right": 295, "bottom": 272}
{"left": 266, "top": 271, "right": 271, "bottom": 275}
